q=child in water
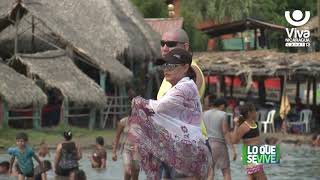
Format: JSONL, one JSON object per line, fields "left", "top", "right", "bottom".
{"left": 8, "top": 132, "right": 43, "bottom": 180}
{"left": 90, "top": 136, "right": 107, "bottom": 168}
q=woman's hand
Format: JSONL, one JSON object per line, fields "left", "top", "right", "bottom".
{"left": 112, "top": 151, "right": 117, "bottom": 161}
{"left": 233, "top": 117, "right": 240, "bottom": 127}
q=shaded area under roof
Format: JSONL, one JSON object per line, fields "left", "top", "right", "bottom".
{"left": 145, "top": 17, "right": 184, "bottom": 36}
{"left": 0, "top": 62, "right": 47, "bottom": 108}
{"left": 198, "top": 18, "right": 286, "bottom": 37}
{"left": 17, "top": 50, "right": 106, "bottom": 108}
{"left": 194, "top": 50, "right": 320, "bottom": 77}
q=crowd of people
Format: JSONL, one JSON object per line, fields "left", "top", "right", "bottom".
{"left": 0, "top": 131, "right": 91, "bottom": 180}
{"left": 0, "top": 28, "right": 319, "bottom": 180}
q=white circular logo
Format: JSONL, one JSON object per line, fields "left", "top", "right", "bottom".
{"left": 285, "top": 10, "right": 310, "bottom": 26}
{"left": 292, "top": 10, "right": 303, "bottom": 21}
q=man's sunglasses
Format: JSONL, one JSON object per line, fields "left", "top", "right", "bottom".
{"left": 159, "top": 63, "right": 180, "bottom": 71}
{"left": 160, "top": 40, "right": 184, "bottom": 48}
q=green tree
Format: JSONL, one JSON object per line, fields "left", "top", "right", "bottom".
{"left": 180, "top": 0, "right": 253, "bottom": 51}
{"left": 130, "top": 0, "right": 167, "bottom": 18}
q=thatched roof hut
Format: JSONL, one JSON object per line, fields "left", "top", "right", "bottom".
{"left": 17, "top": 50, "right": 106, "bottom": 108}
{"left": 194, "top": 50, "right": 320, "bottom": 77}
{"left": 0, "top": 62, "right": 47, "bottom": 108}
{"left": 113, "top": 0, "right": 161, "bottom": 59}
{"left": 0, "top": 0, "right": 161, "bottom": 83}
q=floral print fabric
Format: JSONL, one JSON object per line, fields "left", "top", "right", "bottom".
{"left": 128, "top": 77, "right": 211, "bottom": 179}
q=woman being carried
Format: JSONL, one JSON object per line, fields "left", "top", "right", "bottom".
{"left": 128, "top": 48, "right": 210, "bottom": 180}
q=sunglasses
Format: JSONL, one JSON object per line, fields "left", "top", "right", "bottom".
{"left": 160, "top": 40, "right": 184, "bottom": 48}
{"left": 159, "top": 64, "right": 180, "bottom": 71}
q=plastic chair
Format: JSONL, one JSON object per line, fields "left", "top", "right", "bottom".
{"left": 288, "top": 109, "right": 312, "bottom": 133}
{"left": 260, "top": 110, "right": 276, "bottom": 133}
{"left": 256, "top": 109, "right": 268, "bottom": 131}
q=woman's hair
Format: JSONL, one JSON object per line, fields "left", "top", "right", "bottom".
{"left": 186, "top": 66, "right": 196, "bottom": 80}
{"left": 238, "top": 102, "right": 256, "bottom": 125}
{"left": 63, "top": 130, "right": 72, "bottom": 141}
{"left": 96, "top": 136, "right": 104, "bottom": 146}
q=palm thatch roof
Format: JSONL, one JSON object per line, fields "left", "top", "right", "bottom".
{"left": 0, "top": 0, "right": 15, "bottom": 32}
{"left": 113, "top": 0, "right": 161, "bottom": 59}
{"left": 0, "top": 0, "right": 161, "bottom": 83}
{"left": 17, "top": 50, "right": 106, "bottom": 108}
{"left": 0, "top": 62, "right": 47, "bottom": 108}
{"left": 194, "top": 50, "right": 320, "bottom": 77}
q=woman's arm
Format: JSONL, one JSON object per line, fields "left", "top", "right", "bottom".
{"left": 76, "top": 143, "right": 82, "bottom": 160}
{"left": 54, "top": 144, "right": 62, "bottom": 169}
{"left": 222, "top": 118, "right": 237, "bottom": 161}
{"left": 112, "top": 120, "right": 125, "bottom": 161}
{"left": 9, "top": 156, "right": 15, "bottom": 175}
{"left": 230, "top": 118, "right": 249, "bottom": 144}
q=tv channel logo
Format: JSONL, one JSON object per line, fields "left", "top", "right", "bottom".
{"left": 284, "top": 10, "right": 311, "bottom": 47}
{"left": 242, "top": 145, "right": 280, "bottom": 164}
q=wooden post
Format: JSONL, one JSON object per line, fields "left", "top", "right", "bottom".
{"left": 265, "top": 29, "right": 270, "bottom": 49}
{"left": 220, "top": 75, "right": 226, "bottom": 97}
{"left": 313, "top": 78, "right": 317, "bottom": 106}
{"left": 296, "top": 80, "right": 300, "bottom": 99}
{"left": 89, "top": 107, "right": 96, "bottom": 130}
{"left": 113, "top": 86, "right": 118, "bottom": 128}
{"left": 241, "top": 32, "right": 245, "bottom": 50}
{"left": 99, "top": 71, "right": 106, "bottom": 129}
{"left": 280, "top": 76, "right": 284, "bottom": 103}
{"left": 63, "top": 98, "right": 69, "bottom": 127}
{"left": 100, "top": 71, "right": 106, "bottom": 91}
{"left": 3, "top": 102, "right": 9, "bottom": 128}
{"left": 258, "top": 77, "right": 266, "bottom": 104}
{"left": 32, "top": 105, "right": 40, "bottom": 129}
{"left": 306, "top": 78, "right": 311, "bottom": 105}
{"left": 216, "top": 77, "right": 221, "bottom": 98}
{"left": 254, "top": 29, "right": 257, "bottom": 50}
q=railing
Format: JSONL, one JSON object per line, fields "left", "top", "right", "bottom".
{"left": 100, "top": 96, "right": 130, "bottom": 128}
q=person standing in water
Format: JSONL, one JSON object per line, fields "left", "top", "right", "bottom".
{"left": 231, "top": 103, "right": 267, "bottom": 180}
{"left": 54, "top": 131, "right": 82, "bottom": 177}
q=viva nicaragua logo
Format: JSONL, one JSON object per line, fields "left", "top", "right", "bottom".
{"left": 284, "top": 10, "right": 311, "bottom": 47}
{"left": 242, "top": 145, "right": 280, "bottom": 164}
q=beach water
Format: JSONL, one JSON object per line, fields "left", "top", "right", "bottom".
{"left": 0, "top": 143, "right": 319, "bottom": 180}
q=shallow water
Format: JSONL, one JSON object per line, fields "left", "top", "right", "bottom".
{"left": 0, "top": 143, "right": 319, "bottom": 180}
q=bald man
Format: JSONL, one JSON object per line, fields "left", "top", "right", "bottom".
{"left": 157, "top": 28, "right": 205, "bottom": 100}
{"left": 157, "top": 28, "right": 209, "bottom": 179}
